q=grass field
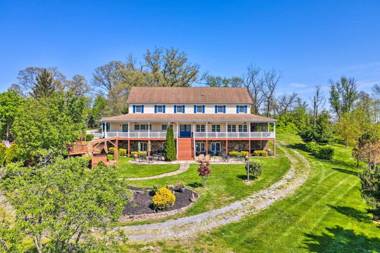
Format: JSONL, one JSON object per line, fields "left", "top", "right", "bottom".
{"left": 121, "top": 151, "right": 290, "bottom": 225}
{"left": 116, "top": 158, "right": 179, "bottom": 178}
{"left": 125, "top": 133, "right": 380, "bottom": 252}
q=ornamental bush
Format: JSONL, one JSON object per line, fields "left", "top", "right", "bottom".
{"left": 85, "top": 134, "right": 94, "bottom": 141}
{"left": 246, "top": 161, "right": 262, "bottom": 179}
{"left": 119, "top": 148, "right": 127, "bottom": 157}
{"left": 152, "top": 187, "right": 176, "bottom": 210}
{"left": 253, "top": 150, "right": 268, "bottom": 157}
{"left": 164, "top": 126, "right": 176, "bottom": 161}
{"left": 316, "top": 146, "right": 334, "bottom": 160}
{"left": 229, "top": 151, "right": 249, "bottom": 157}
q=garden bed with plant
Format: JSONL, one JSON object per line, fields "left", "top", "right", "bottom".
{"left": 123, "top": 186, "right": 198, "bottom": 218}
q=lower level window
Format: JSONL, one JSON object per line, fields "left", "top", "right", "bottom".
{"left": 212, "top": 125, "right": 220, "bottom": 132}
{"left": 161, "top": 124, "right": 168, "bottom": 131}
{"left": 138, "top": 142, "right": 147, "bottom": 152}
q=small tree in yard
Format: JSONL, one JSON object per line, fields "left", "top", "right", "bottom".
{"left": 198, "top": 161, "right": 211, "bottom": 186}
{"left": 164, "top": 126, "right": 176, "bottom": 161}
{"left": 0, "top": 157, "right": 128, "bottom": 252}
{"left": 361, "top": 165, "right": 380, "bottom": 219}
{"left": 245, "top": 161, "right": 262, "bottom": 180}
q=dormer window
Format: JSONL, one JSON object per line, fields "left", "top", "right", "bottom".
{"left": 174, "top": 105, "right": 185, "bottom": 113}
{"left": 194, "top": 105, "right": 205, "bottom": 113}
{"left": 133, "top": 105, "right": 144, "bottom": 113}
{"left": 154, "top": 105, "right": 166, "bottom": 113}
{"left": 215, "top": 105, "right": 226, "bottom": 113}
{"left": 236, "top": 105, "right": 248, "bottom": 113}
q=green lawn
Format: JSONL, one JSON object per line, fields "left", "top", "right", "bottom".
{"left": 116, "top": 158, "right": 179, "bottom": 178}
{"left": 122, "top": 150, "right": 290, "bottom": 225}
{"left": 125, "top": 132, "right": 380, "bottom": 252}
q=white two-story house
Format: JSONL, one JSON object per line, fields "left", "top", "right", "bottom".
{"left": 100, "top": 87, "right": 276, "bottom": 160}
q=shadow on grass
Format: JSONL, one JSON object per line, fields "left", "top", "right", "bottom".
{"left": 237, "top": 175, "right": 248, "bottom": 180}
{"left": 187, "top": 182, "right": 203, "bottom": 188}
{"left": 331, "top": 167, "right": 359, "bottom": 177}
{"left": 303, "top": 226, "right": 380, "bottom": 252}
{"left": 328, "top": 204, "right": 372, "bottom": 223}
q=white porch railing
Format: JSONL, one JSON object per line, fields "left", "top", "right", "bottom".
{"left": 193, "top": 131, "right": 275, "bottom": 138}
{"left": 103, "top": 131, "right": 275, "bottom": 139}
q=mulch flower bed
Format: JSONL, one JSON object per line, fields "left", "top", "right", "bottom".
{"left": 123, "top": 186, "right": 198, "bottom": 215}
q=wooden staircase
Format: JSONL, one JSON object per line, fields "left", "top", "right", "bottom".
{"left": 177, "top": 138, "right": 193, "bottom": 160}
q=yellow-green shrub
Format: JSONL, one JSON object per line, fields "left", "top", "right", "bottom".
{"left": 131, "top": 151, "right": 147, "bottom": 157}
{"left": 152, "top": 187, "right": 176, "bottom": 210}
{"left": 119, "top": 148, "right": 127, "bottom": 157}
{"left": 253, "top": 150, "right": 268, "bottom": 157}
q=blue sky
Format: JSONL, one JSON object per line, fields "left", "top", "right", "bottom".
{"left": 1, "top": 0, "right": 380, "bottom": 100}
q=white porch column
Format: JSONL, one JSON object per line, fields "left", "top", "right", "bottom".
{"left": 128, "top": 122, "right": 130, "bottom": 138}
{"left": 148, "top": 122, "right": 151, "bottom": 138}
{"left": 248, "top": 122, "right": 251, "bottom": 138}
{"left": 206, "top": 123, "right": 208, "bottom": 138}
{"left": 176, "top": 122, "right": 179, "bottom": 159}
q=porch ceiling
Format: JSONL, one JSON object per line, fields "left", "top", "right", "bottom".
{"left": 101, "top": 113, "right": 275, "bottom": 123}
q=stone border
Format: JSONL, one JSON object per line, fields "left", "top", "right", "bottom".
{"left": 119, "top": 193, "right": 199, "bottom": 222}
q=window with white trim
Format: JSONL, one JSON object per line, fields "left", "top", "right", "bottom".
{"left": 134, "top": 124, "right": 151, "bottom": 131}
{"left": 236, "top": 105, "right": 248, "bottom": 113}
{"left": 196, "top": 124, "right": 205, "bottom": 132}
{"left": 215, "top": 105, "right": 226, "bottom": 113}
{"left": 155, "top": 105, "right": 165, "bottom": 113}
{"left": 194, "top": 105, "right": 205, "bottom": 113}
{"left": 175, "top": 105, "right": 185, "bottom": 113}
{"left": 239, "top": 124, "right": 248, "bottom": 132}
{"left": 228, "top": 125, "right": 237, "bottom": 132}
{"left": 211, "top": 125, "right": 220, "bottom": 132}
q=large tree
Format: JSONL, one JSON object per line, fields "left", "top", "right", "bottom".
{"left": 13, "top": 93, "right": 87, "bottom": 163}
{"left": 65, "top": 74, "right": 91, "bottom": 96}
{"left": 31, "top": 69, "right": 56, "bottom": 98}
{"left": 329, "top": 77, "right": 359, "bottom": 119}
{"left": 244, "top": 65, "right": 263, "bottom": 114}
{"left": 1, "top": 157, "right": 127, "bottom": 252}
{"left": 0, "top": 90, "right": 24, "bottom": 141}
{"left": 93, "top": 61, "right": 127, "bottom": 93}
{"left": 262, "top": 70, "right": 280, "bottom": 117}
{"left": 17, "top": 67, "right": 66, "bottom": 95}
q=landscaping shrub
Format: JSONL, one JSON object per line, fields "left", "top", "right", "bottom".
{"left": 304, "top": 142, "right": 334, "bottom": 160}
{"left": 4, "top": 144, "right": 18, "bottom": 164}
{"left": 152, "top": 187, "right": 176, "bottom": 210}
{"left": 229, "top": 151, "right": 249, "bottom": 157}
{"left": 108, "top": 147, "right": 115, "bottom": 154}
{"left": 131, "top": 151, "right": 147, "bottom": 157}
{"left": 164, "top": 126, "right": 176, "bottom": 161}
{"left": 119, "top": 148, "right": 127, "bottom": 157}
{"left": 305, "top": 142, "right": 319, "bottom": 154}
{"left": 316, "top": 146, "right": 334, "bottom": 160}
{"left": 253, "top": 150, "right": 268, "bottom": 157}
{"left": 246, "top": 161, "right": 262, "bottom": 179}
{"left": 85, "top": 134, "right": 94, "bottom": 141}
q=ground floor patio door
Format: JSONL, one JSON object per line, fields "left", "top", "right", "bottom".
{"left": 195, "top": 142, "right": 205, "bottom": 155}
{"left": 210, "top": 142, "right": 221, "bottom": 155}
